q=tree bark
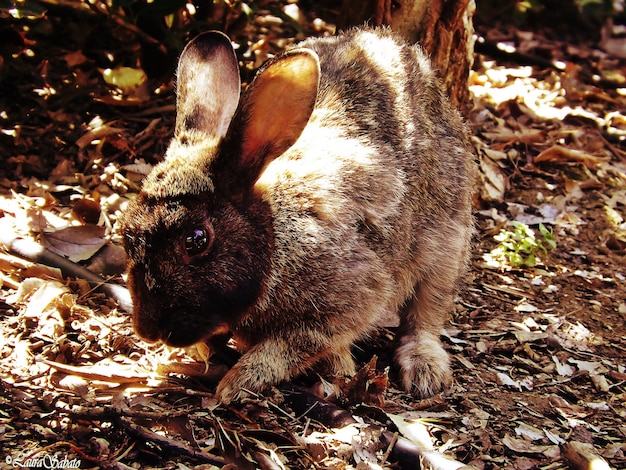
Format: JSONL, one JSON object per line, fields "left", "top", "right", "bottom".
{"left": 338, "top": 0, "right": 475, "bottom": 116}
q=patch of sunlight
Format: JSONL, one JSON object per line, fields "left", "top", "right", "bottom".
{"left": 605, "top": 204, "right": 624, "bottom": 227}
{"left": 7, "top": 0, "right": 47, "bottom": 19}
{"left": 470, "top": 62, "right": 626, "bottom": 139}
{"left": 102, "top": 67, "right": 147, "bottom": 95}
{"left": 562, "top": 320, "right": 593, "bottom": 343}
{"left": 1, "top": 126, "right": 19, "bottom": 137}
{"left": 604, "top": 191, "right": 626, "bottom": 247}
{"left": 541, "top": 312, "right": 598, "bottom": 350}
{"left": 33, "top": 85, "right": 57, "bottom": 97}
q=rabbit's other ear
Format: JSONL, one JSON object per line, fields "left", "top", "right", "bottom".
{"left": 175, "top": 31, "right": 241, "bottom": 140}
{"left": 222, "top": 49, "right": 319, "bottom": 185}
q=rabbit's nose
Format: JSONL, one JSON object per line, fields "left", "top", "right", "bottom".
{"left": 132, "top": 310, "right": 163, "bottom": 343}
{"left": 133, "top": 322, "right": 162, "bottom": 343}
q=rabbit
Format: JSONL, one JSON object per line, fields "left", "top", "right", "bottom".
{"left": 119, "top": 27, "right": 476, "bottom": 404}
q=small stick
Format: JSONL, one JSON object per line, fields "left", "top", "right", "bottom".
{"left": 0, "top": 232, "right": 133, "bottom": 312}
{"left": 116, "top": 416, "right": 226, "bottom": 466}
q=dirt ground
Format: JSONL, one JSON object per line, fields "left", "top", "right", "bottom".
{"left": 0, "top": 3, "right": 625, "bottom": 469}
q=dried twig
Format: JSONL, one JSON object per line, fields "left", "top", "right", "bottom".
{"left": 115, "top": 416, "right": 226, "bottom": 466}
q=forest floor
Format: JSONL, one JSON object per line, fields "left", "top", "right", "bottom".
{"left": 0, "top": 3, "right": 625, "bottom": 469}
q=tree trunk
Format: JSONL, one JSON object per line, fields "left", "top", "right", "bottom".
{"left": 338, "top": 0, "right": 475, "bottom": 116}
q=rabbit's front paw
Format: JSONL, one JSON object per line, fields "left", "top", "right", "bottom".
{"left": 215, "top": 364, "right": 272, "bottom": 404}
{"left": 215, "top": 367, "right": 258, "bottom": 404}
{"left": 215, "top": 343, "right": 293, "bottom": 404}
{"left": 215, "top": 370, "right": 248, "bottom": 404}
{"left": 395, "top": 333, "right": 452, "bottom": 398}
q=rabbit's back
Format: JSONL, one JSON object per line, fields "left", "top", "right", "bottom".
{"left": 247, "top": 29, "right": 474, "bottom": 339}
{"left": 304, "top": 29, "right": 473, "bottom": 218}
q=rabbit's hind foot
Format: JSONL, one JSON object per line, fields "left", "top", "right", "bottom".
{"left": 395, "top": 332, "right": 452, "bottom": 399}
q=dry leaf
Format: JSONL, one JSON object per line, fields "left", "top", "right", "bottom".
{"left": 515, "top": 423, "right": 544, "bottom": 441}
{"left": 123, "top": 161, "right": 154, "bottom": 176}
{"left": 102, "top": 66, "right": 147, "bottom": 94}
{"left": 388, "top": 414, "right": 470, "bottom": 470}
{"left": 496, "top": 372, "right": 534, "bottom": 391}
{"left": 553, "top": 356, "right": 575, "bottom": 377}
{"left": 590, "top": 374, "right": 610, "bottom": 393}
{"left": 342, "top": 356, "right": 389, "bottom": 407}
{"left": 548, "top": 395, "right": 592, "bottom": 420}
{"left": 43, "top": 225, "right": 107, "bottom": 262}
{"left": 72, "top": 198, "right": 102, "bottom": 225}
{"left": 86, "top": 243, "right": 127, "bottom": 276}
{"left": 502, "top": 434, "right": 552, "bottom": 455}
{"left": 480, "top": 153, "right": 508, "bottom": 202}
{"left": 534, "top": 145, "right": 611, "bottom": 167}
{"left": 45, "top": 359, "right": 152, "bottom": 384}
{"left": 569, "top": 359, "right": 608, "bottom": 375}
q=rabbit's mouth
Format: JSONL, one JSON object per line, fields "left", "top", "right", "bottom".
{"left": 138, "top": 320, "right": 231, "bottom": 349}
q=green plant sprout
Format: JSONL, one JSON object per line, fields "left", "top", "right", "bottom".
{"left": 491, "top": 221, "right": 556, "bottom": 268}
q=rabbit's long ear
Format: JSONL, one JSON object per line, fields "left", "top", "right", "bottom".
{"left": 175, "top": 31, "right": 241, "bottom": 139}
{"left": 219, "top": 49, "right": 320, "bottom": 187}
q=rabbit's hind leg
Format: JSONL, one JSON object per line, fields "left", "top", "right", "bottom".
{"left": 394, "top": 260, "right": 462, "bottom": 398}
{"left": 326, "top": 342, "right": 357, "bottom": 378}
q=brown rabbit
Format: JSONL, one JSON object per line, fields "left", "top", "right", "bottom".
{"left": 119, "top": 28, "right": 475, "bottom": 404}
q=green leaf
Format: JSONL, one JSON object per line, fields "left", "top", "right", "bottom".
{"left": 490, "top": 221, "right": 556, "bottom": 269}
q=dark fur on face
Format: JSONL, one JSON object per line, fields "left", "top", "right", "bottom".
{"left": 121, "top": 190, "right": 273, "bottom": 347}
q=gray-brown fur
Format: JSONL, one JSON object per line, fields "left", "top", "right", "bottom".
{"left": 119, "top": 27, "right": 476, "bottom": 403}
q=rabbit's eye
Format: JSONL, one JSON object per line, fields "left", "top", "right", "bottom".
{"left": 184, "top": 228, "right": 211, "bottom": 256}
